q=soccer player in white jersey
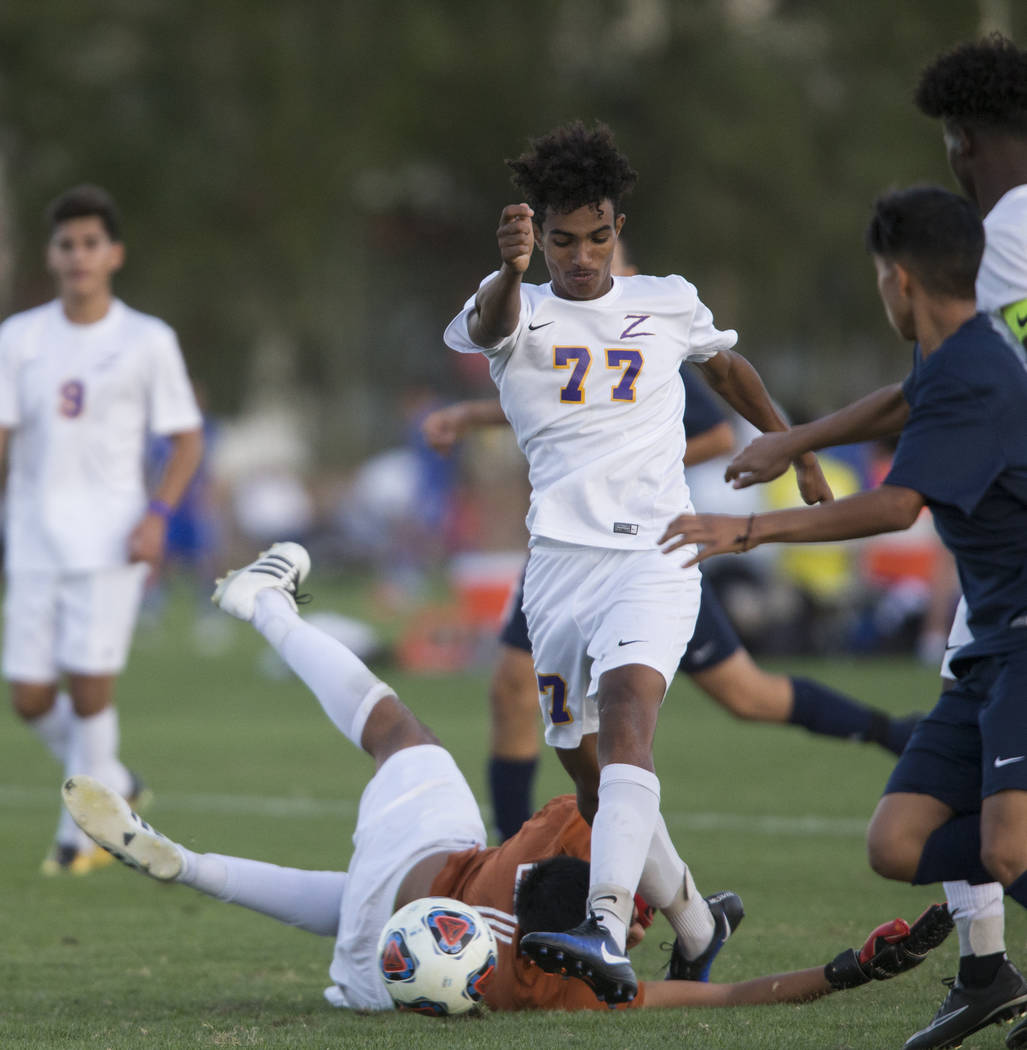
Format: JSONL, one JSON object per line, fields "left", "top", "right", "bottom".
{"left": 723, "top": 36, "right": 1027, "bottom": 1050}
{"left": 0, "top": 185, "right": 204, "bottom": 874}
{"left": 443, "top": 121, "right": 832, "bottom": 1003}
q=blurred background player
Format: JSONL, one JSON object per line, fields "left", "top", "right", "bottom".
{"left": 722, "top": 36, "right": 1027, "bottom": 1050}
{"left": 0, "top": 185, "right": 204, "bottom": 874}
{"left": 424, "top": 245, "right": 917, "bottom": 843}
{"left": 443, "top": 120, "right": 831, "bottom": 1002}
{"left": 63, "top": 540, "right": 954, "bottom": 1014}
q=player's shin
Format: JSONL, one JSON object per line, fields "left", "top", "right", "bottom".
{"left": 639, "top": 814, "right": 715, "bottom": 957}
{"left": 588, "top": 763, "right": 661, "bottom": 950}
{"left": 251, "top": 589, "right": 393, "bottom": 748}
{"left": 945, "top": 880, "right": 1006, "bottom": 987}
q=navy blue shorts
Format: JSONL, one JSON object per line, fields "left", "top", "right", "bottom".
{"left": 498, "top": 569, "right": 741, "bottom": 676}
{"left": 884, "top": 647, "right": 1027, "bottom": 813}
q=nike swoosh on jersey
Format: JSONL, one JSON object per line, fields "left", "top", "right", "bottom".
{"left": 617, "top": 639, "right": 644, "bottom": 647}
{"left": 995, "top": 755, "right": 1026, "bottom": 768}
{"left": 600, "top": 942, "right": 631, "bottom": 966}
{"left": 527, "top": 321, "right": 555, "bottom": 330}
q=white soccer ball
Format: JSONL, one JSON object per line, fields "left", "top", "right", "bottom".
{"left": 377, "top": 896, "right": 497, "bottom": 1016}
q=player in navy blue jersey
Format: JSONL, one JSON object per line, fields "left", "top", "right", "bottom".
{"left": 661, "top": 184, "right": 1027, "bottom": 1050}
{"left": 721, "top": 37, "right": 1027, "bottom": 1050}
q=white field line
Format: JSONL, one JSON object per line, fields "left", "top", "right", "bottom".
{"left": 0, "top": 784, "right": 869, "bottom": 837}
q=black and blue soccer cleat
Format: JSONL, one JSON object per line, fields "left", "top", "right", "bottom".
{"left": 665, "top": 890, "right": 745, "bottom": 982}
{"left": 520, "top": 913, "right": 637, "bottom": 1005}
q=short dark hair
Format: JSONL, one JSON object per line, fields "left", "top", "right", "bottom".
{"left": 46, "top": 185, "right": 122, "bottom": 242}
{"left": 915, "top": 34, "right": 1027, "bottom": 134}
{"left": 514, "top": 856, "right": 589, "bottom": 934}
{"left": 506, "top": 121, "right": 638, "bottom": 224}
{"left": 865, "top": 185, "right": 984, "bottom": 299}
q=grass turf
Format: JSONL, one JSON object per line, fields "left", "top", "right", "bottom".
{"left": 1, "top": 578, "right": 1021, "bottom": 1049}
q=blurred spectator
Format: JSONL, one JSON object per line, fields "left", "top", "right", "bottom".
{"left": 209, "top": 405, "right": 316, "bottom": 561}
{"left": 142, "top": 395, "right": 230, "bottom": 650}
{"left": 330, "top": 385, "right": 463, "bottom": 608}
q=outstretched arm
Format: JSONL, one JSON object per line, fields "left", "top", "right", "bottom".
{"left": 466, "top": 203, "right": 535, "bottom": 348}
{"left": 693, "top": 350, "right": 831, "bottom": 505}
{"left": 421, "top": 399, "right": 508, "bottom": 455}
{"left": 421, "top": 396, "right": 736, "bottom": 470}
{"left": 640, "top": 905, "right": 952, "bottom": 1009}
{"left": 660, "top": 483, "right": 924, "bottom": 566}
{"left": 641, "top": 965, "right": 831, "bottom": 1008}
{"left": 726, "top": 383, "right": 909, "bottom": 490}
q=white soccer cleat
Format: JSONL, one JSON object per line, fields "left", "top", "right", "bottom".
{"left": 211, "top": 542, "right": 311, "bottom": 621}
{"left": 61, "top": 775, "right": 182, "bottom": 881}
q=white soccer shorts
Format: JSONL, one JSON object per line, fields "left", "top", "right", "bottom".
{"left": 2, "top": 563, "right": 149, "bottom": 681}
{"left": 523, "top": 540, "right": 701, "bottom": 749}
{"left": 326, "top": 744, "right": 487, "bottom": 1011}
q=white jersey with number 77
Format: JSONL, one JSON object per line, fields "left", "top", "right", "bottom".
{"left": 444, "top": 272, "right": 737, "bottom": 549}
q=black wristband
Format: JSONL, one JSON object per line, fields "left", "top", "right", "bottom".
{"left": 824, "top": 948, "right": 871, "bottom": 991}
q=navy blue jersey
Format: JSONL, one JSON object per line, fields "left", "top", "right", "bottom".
{"left": 887, "top": 314, "right": 1027, "bottom": 665}
{"left": 680, "top": 363, "right": 727, "bottom": 439}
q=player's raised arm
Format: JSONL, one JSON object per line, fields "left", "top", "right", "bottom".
{"left": 640, "top": 904, "right": 952, "bottom": 1009}
{"left": 466, "top": 203, "right": 535, "bottom": 348}
{"left": 692, "top": 349, "right": 832, "bottom": 505}
{"left": 725, "top": 382, "right": 910, "bottom": 490}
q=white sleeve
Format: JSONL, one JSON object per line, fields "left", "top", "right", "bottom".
{"left": 443, "top": 272, "right": 525, "bottom": 355}
{"left": 0, "top": 321, "right": 21, "bottom": 428}
{"left": 684, "top": 293, "right": 738, "bottom": 363}
{"left": 978, "top": 200, "right": 1027, "bottom": 313}
{"left": 147, "top": 325, "right": 203, "bottom": 435}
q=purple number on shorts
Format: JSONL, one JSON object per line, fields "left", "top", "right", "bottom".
{"left": 554, "top": 347, "right": 592, "bottom": 404}
{"left": 59, "top": 380, "right": 85, "bottom": 418}
{"left": 606, "top": 349, "right": 643, "bottom": 402}
{"left": 538, "top": 673, "right": 573, "bottom": 725}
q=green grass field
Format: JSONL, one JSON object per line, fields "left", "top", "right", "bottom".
{"left": 1, "top": 578, "right": 1021, "bottom": 1050}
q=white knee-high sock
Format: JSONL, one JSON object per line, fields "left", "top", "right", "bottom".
{"left": 251, "top": 590, "right": 393, "bottom": 748}
{"left": 588, "top": 763, "right": 661, "bottom": 951}
{"left": 29, "top": 690, "right": 74, "bottom": 762}
{"left": 57, "top": 706, "right": 132, "bottom": 848}
{"left": 945, "top": 880, "right": 1006, "bottom": 957}
{"left": 639, "top": 815, "right": 714, "bottom": 958}
{"left": 176, "top": 849, "right": 346, "bottom": 936}
{"left": 66, "top": 707, "right": 132, "bottom": 796}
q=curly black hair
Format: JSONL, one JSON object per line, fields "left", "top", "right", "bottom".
{"left": 506, "top": 121, "right": 638, "bottom": 223}
{"left": 915, "top": 33, "right": 1027, "bottom": 133}
{"left": 514, "top": 856, "right": 589, "bottom": 934}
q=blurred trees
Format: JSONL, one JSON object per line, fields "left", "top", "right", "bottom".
{"left": 0, "top": 0, "right": 1021, "bottom": 460}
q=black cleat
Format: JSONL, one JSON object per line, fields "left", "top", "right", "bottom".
{"left": 520, "top": 913, "right": 637, "bottom": 1005}
{"left": 665, "top": 890, "right": 745, "bottom": 982}
{"left": 904, "top": 959, "right": 1027, "bottom": 1050}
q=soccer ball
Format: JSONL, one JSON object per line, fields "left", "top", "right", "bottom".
{"left": 377, "top": 896, "right": 497, "bottom": 1016}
